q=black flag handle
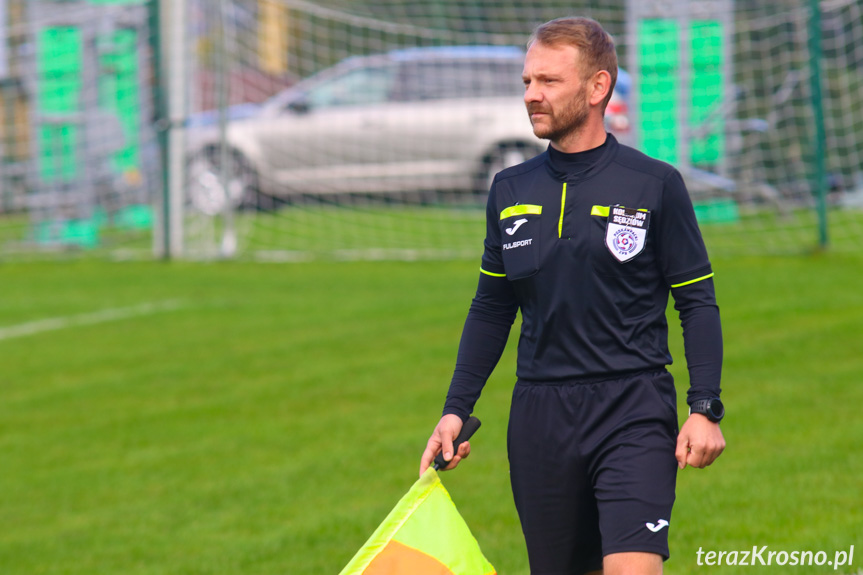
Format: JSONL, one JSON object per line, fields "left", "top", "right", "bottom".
{"left": 434, "top": 416, "right": 481, "bottom": 471}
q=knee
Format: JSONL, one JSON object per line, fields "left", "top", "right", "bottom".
{"left": 602, "top": 551, "right": 663, "bottom": 575}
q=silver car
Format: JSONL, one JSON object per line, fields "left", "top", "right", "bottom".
{"left": 187, "top": 46, "right": 633, "bottom": 214}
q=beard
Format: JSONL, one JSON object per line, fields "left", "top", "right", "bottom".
{"left": 528, "top": 88, "right": 591, "bottom": 143}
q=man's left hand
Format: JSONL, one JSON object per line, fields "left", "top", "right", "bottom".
{"left": 675, "top": 414, "right": 725, "bottom": 469}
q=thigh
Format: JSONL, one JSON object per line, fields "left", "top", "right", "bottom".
{"left": 508, "top": 383, "right": 604, "bottom": 575}
{"left": 593, "top": 374, "right": 679, "bottom": 560}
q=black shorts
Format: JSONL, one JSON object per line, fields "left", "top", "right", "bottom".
{"left": 507, "top": 370, "right": 679, "bottom": 575}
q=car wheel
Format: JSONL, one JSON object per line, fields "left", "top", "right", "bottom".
{"left": 186, "top": 148, "right": 262, "bottom": 216}
{"left": 476, "top": 143, "right": 542, "bottom": 194}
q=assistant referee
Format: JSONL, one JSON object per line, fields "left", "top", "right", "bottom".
{"left": 419, "top": 16, "right": 726, "bottom": 575}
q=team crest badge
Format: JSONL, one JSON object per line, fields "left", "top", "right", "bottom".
{"left": 605, "top": 206, "right": 650, "bottom": 263}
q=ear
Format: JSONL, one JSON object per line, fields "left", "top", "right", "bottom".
{"left": 588, "top": 70, "right": 612, "bottom": 106}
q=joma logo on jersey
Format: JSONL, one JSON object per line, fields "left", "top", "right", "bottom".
{"left": 505, "top": 218, "right": 529, "bottom": 236}
{"left": 503, "top": 239, "right": 533, "bottom": 250}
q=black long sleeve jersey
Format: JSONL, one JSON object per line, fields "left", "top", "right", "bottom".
{"left": 443, "top": 134, "right": 723, "bottom": 421}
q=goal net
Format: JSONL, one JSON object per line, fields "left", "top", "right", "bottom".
{"left": 1, "top": 0, "right": 861, "bottom": 260}
{"left": 179, "top": 0, "right": 863, "bottom": 260}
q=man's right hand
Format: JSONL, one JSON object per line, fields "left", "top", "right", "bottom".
{"left": 419, "top": 414, "right": 471, "bottom": 477}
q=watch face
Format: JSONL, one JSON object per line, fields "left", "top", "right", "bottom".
{"left": 708, "top": 399, "right": 724, "bottom": 419}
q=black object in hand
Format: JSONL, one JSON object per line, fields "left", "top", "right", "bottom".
{"left": 434, "top": 416, "right": 481, "bottom": 471}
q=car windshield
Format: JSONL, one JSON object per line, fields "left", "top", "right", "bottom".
{"left": 263, "top": 51, "right": 529, "bottom": 112}
{"left": 395, "top": 59, "right": 524, "bottom": 101}
{"left": 304, "top": 65, "right": 396, "bottom": 108}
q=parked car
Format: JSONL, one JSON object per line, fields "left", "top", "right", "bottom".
{"left": 186, "top": 46, "right": 633, "bottom": 214}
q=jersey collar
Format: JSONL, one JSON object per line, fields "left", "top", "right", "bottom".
{"left": 545, "top": 133, "right": 619, "bottom": 182}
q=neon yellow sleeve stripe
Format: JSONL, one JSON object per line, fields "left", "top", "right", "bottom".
{"left": 480, "top": 268, "right": 507, "bottom": 278}
{"left": 558, "top": 183, "right": 566, "bottom": 238}
{"left": 671, "top": 272, "right": 715, "bottom": 288}
{"left": 500, "top": 204, "right": 542, "bottom": 220}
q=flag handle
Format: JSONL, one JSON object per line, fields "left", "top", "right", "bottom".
{"left": 434, "top": 416, "right": 481, "bottom": 471}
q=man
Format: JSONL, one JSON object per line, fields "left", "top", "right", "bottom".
{"left": 419, "top": 16, "right": 725, "bottom": 575}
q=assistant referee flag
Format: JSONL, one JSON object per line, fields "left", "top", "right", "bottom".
{"left": 338, "top": 468, "right": 496, "bottom": 575}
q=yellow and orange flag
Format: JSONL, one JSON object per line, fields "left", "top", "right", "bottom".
{"left": 338, "top": 468, "right": 496, "bottom": 575}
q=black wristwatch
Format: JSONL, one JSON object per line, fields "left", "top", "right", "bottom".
{"left": 689, "top": 398, "right": 725, "bottom": 423}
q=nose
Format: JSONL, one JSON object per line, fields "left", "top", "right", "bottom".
{"left": 524, "top": 81, "right": 541, "bottom": 105}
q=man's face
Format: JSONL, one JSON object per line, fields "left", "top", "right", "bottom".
{"left": 522, "top": 42, "right": 592, "bottom": 144}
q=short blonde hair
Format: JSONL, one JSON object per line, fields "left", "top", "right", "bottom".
{"left": 528, "top": 17, "right": 618, "bottom": 108}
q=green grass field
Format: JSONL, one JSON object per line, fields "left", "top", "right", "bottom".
{"left": 1, "top": 255, "right": 861, "bottom": 574}
{"left": 5, "top": 202, "right": 862, "bottom": 262}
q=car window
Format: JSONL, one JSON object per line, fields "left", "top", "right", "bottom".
{"left": 305, "top": 65, "right": 395, "bottom": 109}
{"left": 395, "top": 59, "right": 524, "bottom": 101}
